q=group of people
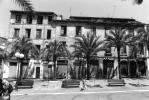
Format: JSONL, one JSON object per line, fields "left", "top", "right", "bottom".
{"left": 0, "top": 79, "right": 13, "bottom": 100}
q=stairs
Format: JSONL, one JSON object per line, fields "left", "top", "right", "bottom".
{"left": 62, "top": 79, "right": 80, "bottom": 88}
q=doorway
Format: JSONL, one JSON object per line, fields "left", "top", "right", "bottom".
{"left": 103, "top": 60, "right": 114, "bottom": 79}
{"left": 129, "top": 60, "right": 137, "bottom": 77}
{"left": 138, "top": 60, "right": 146, "bottom": 76}
{"left": 36, "top": 67, "right": 40, "bottom": 78}
{"left": 120, "top": 60, "right": 128, "bottom": 77}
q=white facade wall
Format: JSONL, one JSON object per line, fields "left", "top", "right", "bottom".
{"left": 4, "top": 11, "right": 146, "bottom": 79}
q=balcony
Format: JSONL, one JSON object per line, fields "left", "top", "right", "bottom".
{"left": 120, "top": 53, "right": 127, "bottom": 57}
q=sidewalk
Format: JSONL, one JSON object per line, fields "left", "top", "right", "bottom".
{"left": 11, "top": 78, "right": 149, "bottom": 95}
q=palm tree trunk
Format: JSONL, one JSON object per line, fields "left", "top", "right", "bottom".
{"left": 86, "top": 59, "right": 90, "bottom": 80}
{"left": 53, "top": 60, "right": 56, "bottom": 80}
{"left": 117, "top": 47, "right": 121, "bottom": 79}
{"left": 19, "top": 59, "right": 23, "bottom": 81}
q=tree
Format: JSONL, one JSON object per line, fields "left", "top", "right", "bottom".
{"left": 10, "top": 36, "right": 39, "bottom": 80}
{"left": 122, "top": 0, "right": 143, "bottom": 5}
{"left": 129, "top": 42, "right": 142, "bottom": 77}
{"left": 13, "top": 0, "right": 34, "bottom": 11}
{"left": 40, "top": 40, "right": 70, "bottom": 79}
{"left": 0, "top": 37, "right": 9, "bottom": 78}
{"left": 71, "top": 32, "right": 104, "bottom": 80}
{"left": 105, "top": 27, "right": 135, "bottom": 79}
{"left": 136, "top": 25, "right": 149, "bottom": 54}
{"left": 134, "top": 0, "right": 143, "bottom": 5}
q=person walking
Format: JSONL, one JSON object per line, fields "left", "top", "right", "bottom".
{"left": 79, "top": 79, "right": 86, "bottom": 91}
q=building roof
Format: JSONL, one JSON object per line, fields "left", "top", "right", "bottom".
{"left": 10, "top": 10, "right": 57, "bottom": 16}
{"left": 69, "top": 16, "right": 136, "bottom": 22}
{"left": 53, "top": 18, "right": 145, "bottom": 28}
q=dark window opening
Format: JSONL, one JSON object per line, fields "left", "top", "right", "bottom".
{"left": 25, "top": 29, "right": 31, "bottom": 38}
{"left": 10, "top": 62, "right": 17, "bottom": 66}
{"left": 27, "top": 15, "right": 32, "bottom": 24}
{"left": 47, "top": 30, "right": 51, "bottom": 39}
{"left": 76, "top": 26, "right": 81, "bottom": 36}
{"left": 138, "top": 42, "right": 144, "bottom": 55}
{"left": 92, "top": 27, "right": 96, "bottom": 36}
{"left": 36, "top": 45, "right": 41, "bottom": 51}
{"left": 60, "top": 26, "right": 67, "bottom": 36}
{"left": 37, "top": 16, "right": 43, "bottom": 24}
{"left": 15, "top": 15, "right": 21, "bottom": 23}
{"left": 57, "top": 60, "right": 68, "bottom": 65}
{"left": 14, "top": 28, "right": 20, "bottom": 38}
{"left": 61, "top": 41, "right": 66, "bottom": 46}
{"left": 36, "top": 29, "right": 42, "bottom": 39}
{"left": 105, "top": 47, "right": 112, "bottom": 56}
{"left": 48, "top": 16, "right": 52, "bottom": 24}
{"left": 121, "top": 46, "right": 127, "bottom": 55}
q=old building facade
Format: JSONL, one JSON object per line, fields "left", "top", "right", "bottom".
{"left": 2, "top": 10, "right": 147, "bottom": 79}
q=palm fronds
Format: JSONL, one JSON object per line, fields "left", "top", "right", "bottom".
{"left": 13, "top": 0, "right": 34, "bottom": 11}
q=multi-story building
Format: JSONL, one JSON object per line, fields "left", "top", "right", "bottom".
{"left": 2, "top": 10, "right": 146, "bottom": 79}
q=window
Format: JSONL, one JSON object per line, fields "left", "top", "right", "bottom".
{"left": 105, "top": 47, "right": 112, "bottom": 56}
{"left": 14, "top": 28, "right": 20, "bottom": 38}
{"left": 91, "top": 27, "right": 96, "bottom": 36}
{"left": 15, "top": 15, "right": 21, "bottom": 23}
{"left": 57, "top": 60, "right": 68, "bottom": 65}
{"left": 26, "top": 15, "right": 32, "bottom": 24}
{"left": 9, "top": 62, "right": 17, "bottom": 66}
{"left": 36, "top": 45, "right": 41, "bottom": 51}
{"left": 104, "top": 27, "right": 111, "bottom": 37}
{"left": 76, "top": 26, "right": 81, "bottom": 36}
{"left": 0, "top": 59, "right": 2, "bottom": 66}
{"left": 37, "top": 16, "right": 43, "bottom": 24}
{"left": 48, "top": 16, "right": 52, "bottom": 24}
{"left": 60, "top": 26, "right": 67, "bottom": 36}
{"left": 138, "top": 42, "right": 144, "bottom": 55}
{"left": 36, "top": 29, "right": 42, "bottom": 39}
{"left": 47, "top": 30, "right": 51, "bottom": 39}
{"left": 61, "top": 41, "right": 66, "bottom": 46}
{"left": 121, "top": 46, "right": 127, "bottom": 55}
{"left": 25, "top": 29, "right": 31, "bottom": 38}
{"left": 106, "top": 47, "right": 111, "bottom": 53}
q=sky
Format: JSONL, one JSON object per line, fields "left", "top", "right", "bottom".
{"left": 0, "top": 0, "right": 149, "bottom": 38}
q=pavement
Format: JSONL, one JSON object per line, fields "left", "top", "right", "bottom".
{"left": 10, "top": 78, "right": 149, "bottom": 95}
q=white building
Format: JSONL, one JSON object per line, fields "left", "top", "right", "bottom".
{"left": 1, "top": 10, "right": 146, "bottom": 79}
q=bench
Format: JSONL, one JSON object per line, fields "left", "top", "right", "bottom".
{"left": 62, "top": 79, "right": 80, "bottom": 88}
{"left": 16, "top": 80, "right": 34, "bottom": 89}
{"left": 107, "top": 79, "right": 126, "bottom": 86}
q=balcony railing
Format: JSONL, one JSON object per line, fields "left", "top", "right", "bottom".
{"left": 104, "top": 53, "right": 112, "bottom": 56}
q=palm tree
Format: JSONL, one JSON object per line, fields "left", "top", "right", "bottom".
{"left": 40, "top": 40, "right": 70, "bottom": 79}
{"left": 134, "top": 0, "right": 143, "bottom": 5}
{"left": 13, "top": 0, "right": 34, "bottom": 11}
{"left": 11, "top": 36, "right": 39, "bottom": 80}
{"left": 136, "top": 25, "right": 149, "bottom": 55}
{"left": 71, "top": 32, "right": 104, "bottom": 80}
{"left": 105, "top": 27, "right": 135, "bottom": 79}
{"left": 0, "top": 37, "right": 9, "bottom": 78}
{"left": 129, "top": 42, "right": 142, "bottom": 76}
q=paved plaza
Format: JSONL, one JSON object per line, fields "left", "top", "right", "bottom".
{"left": 8, "top": 78, "right": 149, "bottom": 100}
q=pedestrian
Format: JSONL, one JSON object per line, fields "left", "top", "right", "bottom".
{"left": 79, "top": 79, "right": 86, "bottom": 91}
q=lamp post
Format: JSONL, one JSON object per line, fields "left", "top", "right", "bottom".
{"left": 15, "top": 52, "right": 24, "bottom": 90}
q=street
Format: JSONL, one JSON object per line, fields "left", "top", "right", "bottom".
{"left": 11, "top": 90, "right": 149, "bottom": 100}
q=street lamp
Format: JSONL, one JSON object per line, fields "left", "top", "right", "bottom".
{"left": 15, "top": 52, "right": 24, "bottom": 90}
